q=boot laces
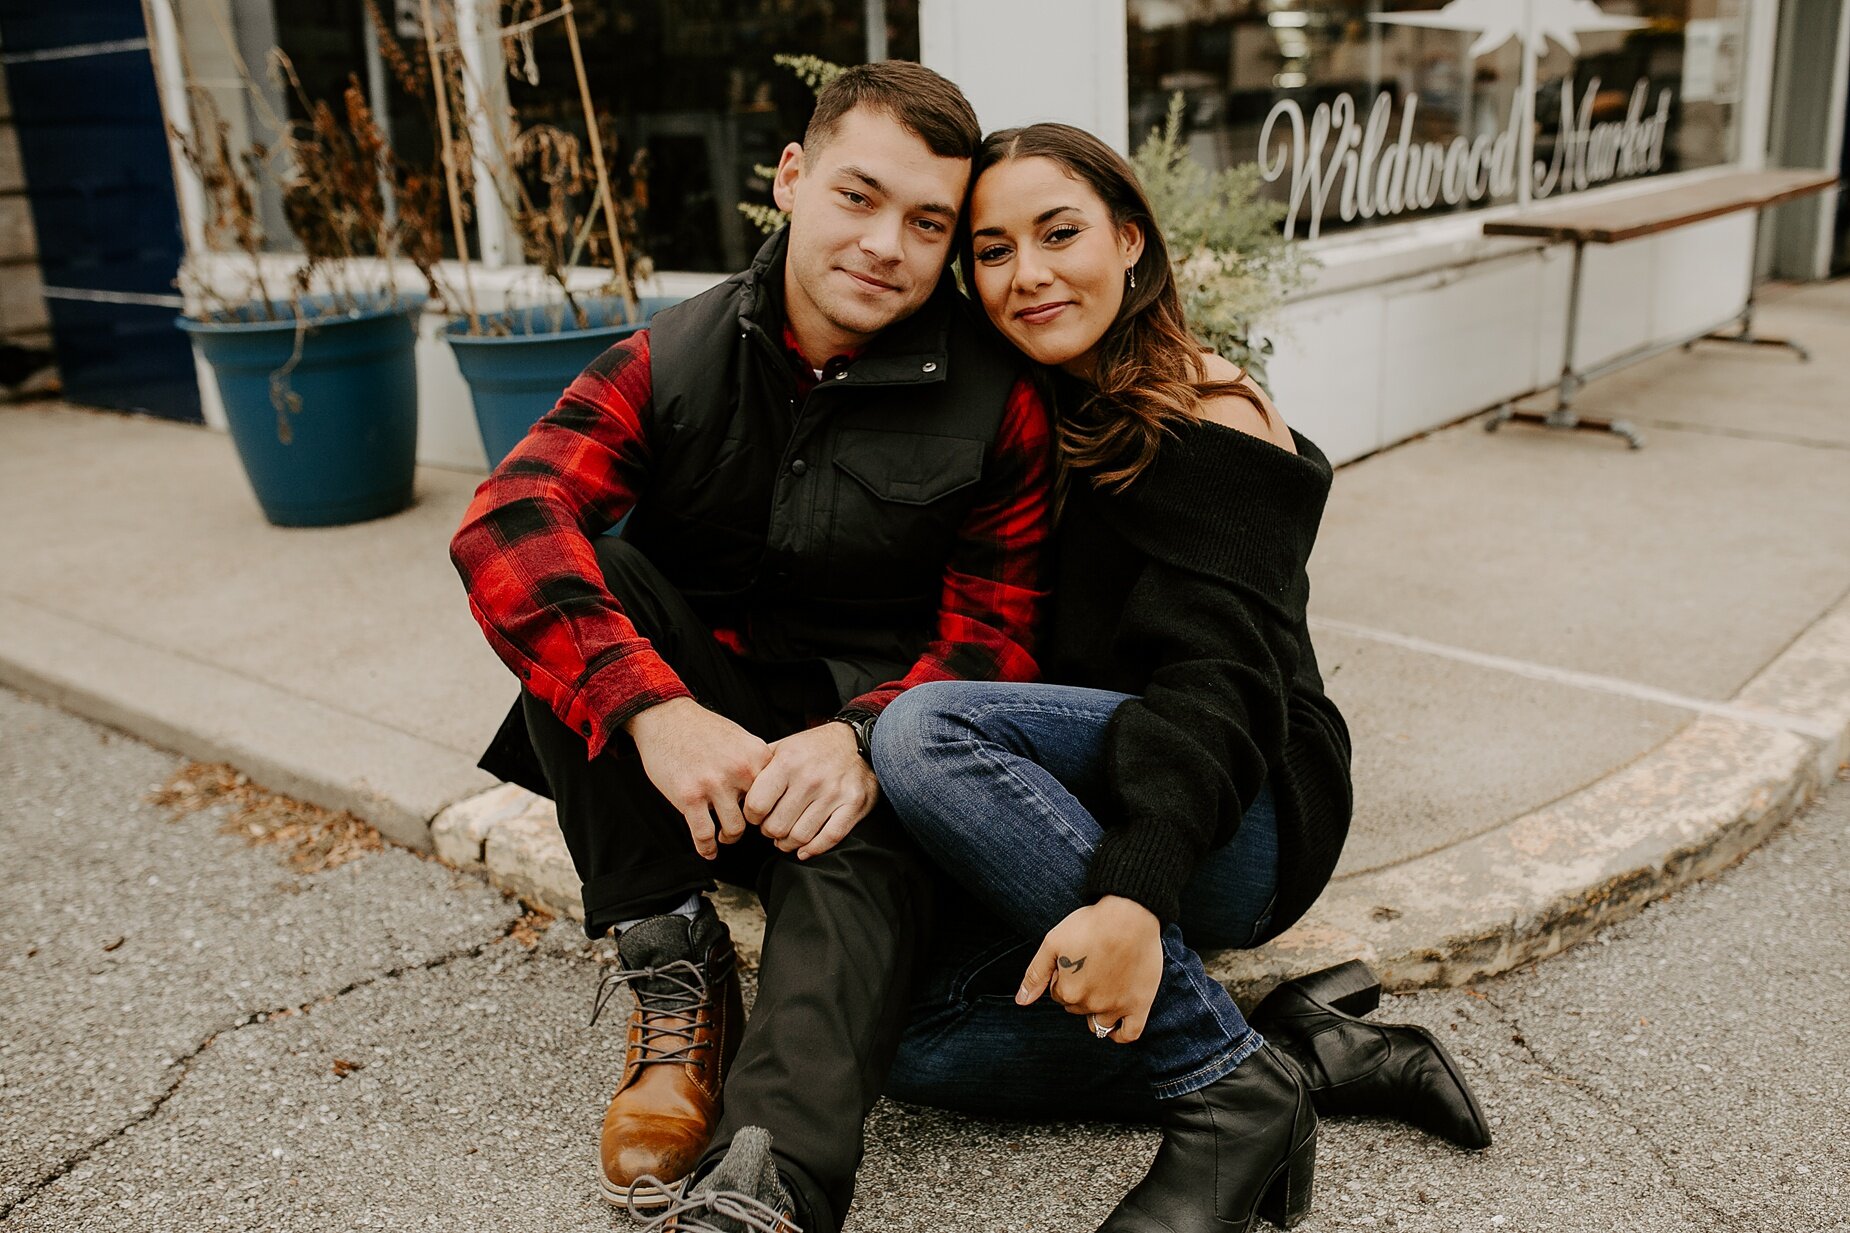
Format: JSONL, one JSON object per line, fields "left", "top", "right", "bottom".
{"left": 626, "top": 1174, "right": 801, "bottom": 1232}
{"left": 587, "top": 958, "right": 717, "bottom": 1067}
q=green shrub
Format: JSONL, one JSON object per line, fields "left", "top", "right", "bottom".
{"left": 1131, "top": 94, "right": 1311, "bottom": 391}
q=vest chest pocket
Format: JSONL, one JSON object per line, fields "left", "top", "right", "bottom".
{"left": 823, "top": 431, "right": 987, "bottom": 598}
{"left": 833, "top": 434, "right": 986, "bottom": 505}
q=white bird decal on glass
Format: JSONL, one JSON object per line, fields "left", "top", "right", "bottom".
{"left": 1372, "top": 0, "right": 1650, "bottom": 60}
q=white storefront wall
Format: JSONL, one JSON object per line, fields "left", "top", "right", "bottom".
{"left": 924, "top": 0, "right": 1786, "bottom": 466}
{"left": 175, "top": 0, "right": 1788, "bottom": 472}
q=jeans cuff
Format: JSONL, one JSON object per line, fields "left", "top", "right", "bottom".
{"left": 1149, "top": 1027, "right": 1267, "bottom": 1100}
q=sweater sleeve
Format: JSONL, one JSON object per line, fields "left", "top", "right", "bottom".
{"left": 1083, "top": 563, "right": 1296, "bottom": 924}
{"left": 1081, "top": 422, "right": 1334, "bottom": 926}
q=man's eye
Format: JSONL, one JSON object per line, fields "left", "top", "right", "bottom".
{"left": 915, "top": 219, "right": 945, "bottom": 235}
{"left": 842, "top": 191, "right": 869, "bottom": 206}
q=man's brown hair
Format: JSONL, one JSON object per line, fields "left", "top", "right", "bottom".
{"left": 804, "top": 61, "right": 981, "bottom": 161}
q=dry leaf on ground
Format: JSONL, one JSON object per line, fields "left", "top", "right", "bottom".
{"left": 509, "top": 902, "right": 556, "bottom": 950}
{"left": 148, "top": 762, "right": 383, "bottom": 874}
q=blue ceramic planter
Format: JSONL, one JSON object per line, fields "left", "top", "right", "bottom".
{"left": 179, "top": 297, "right": 423, "bottom": 527}
{"left": 446, "top": 297, "right": 676, "bottom": 469}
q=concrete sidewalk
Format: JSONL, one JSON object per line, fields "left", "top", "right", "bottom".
{"left": 3, "top": 280, "right": 1847, "bottom": 993}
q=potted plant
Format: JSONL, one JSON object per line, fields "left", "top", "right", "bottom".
{"left": 169, "top": 48, "right": 445, "bottom": 528}
{"left": 1130, "top": 94, "right": 1311, "bottom": 391}
{"left": 441, "top": 127, "right": 671, "bottom": 468}
{"left": 413, "top": 1, "right": 674, "bottom": 469}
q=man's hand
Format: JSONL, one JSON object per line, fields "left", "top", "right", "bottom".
{"left": 744, "top": 721, "right": 879, "bottom": 861}
{"left": 1016, "top": 896, "right": 1164, "bottom": 1043}
{"left": 625, "top": 698, "right": 771, "bottom": 859}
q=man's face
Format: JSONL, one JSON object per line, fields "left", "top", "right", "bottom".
{"left": 772, "top": 106, "right": 971, "bottom": 349}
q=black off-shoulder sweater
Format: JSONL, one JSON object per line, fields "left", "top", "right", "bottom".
{"left": 1043, "top": 418, "right": 1353, "bottom": 943}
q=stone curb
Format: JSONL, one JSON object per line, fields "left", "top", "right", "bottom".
{"left": 8, "top": 565, "right": 1843, "bottom": 997}
{"left": 0, "top": 593, "right": 497, "bottom": 852}
{"left": 433, "top": 593, "right": 1850, "bottom": 994}
{"left": 1214, "top": 592, "right": 1850, "bottom": 997}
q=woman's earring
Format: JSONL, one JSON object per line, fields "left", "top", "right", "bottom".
{"left": 1126, "top": 266, "right": 1136, "bottom": 291}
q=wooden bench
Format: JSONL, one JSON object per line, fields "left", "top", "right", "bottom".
{"left": 1480, "top": 168, "right": 1839, "bottom": 448}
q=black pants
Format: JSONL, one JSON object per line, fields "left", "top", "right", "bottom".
{"left": 477, "top": 538, "right": 933, "bottom": 1233}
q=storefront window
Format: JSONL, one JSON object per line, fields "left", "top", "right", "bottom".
{"left": 1128, "top": 0, "right": 1745, "bottom": 240}
{"left": 172, "top": 0, "right": 458, "bottom": 257}
{"left": 172, "top": 0, "right": 918, "bottom": 272}
{"left": 506, "top": 0, "right": 920, "bottom": 273}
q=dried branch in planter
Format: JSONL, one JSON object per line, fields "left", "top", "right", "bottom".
{"left": 364, "top": 0, "right": 429, "bottom": 100}
{"left": 166, "top": 0, "right": 458, "bottom": 337}
{"left": 501, "top": 0, "right": 550, "bottom": 86}
{"left": 397, "top": 172, "right": 449, "bottom": 300}
{"left": 171, "top": 87, "right": 277, "bottom": 318}
{"left": 580, "top": 143, "right": 653, "bottom": 301}
{"left": 415, "top": 0, "right": 480, "bottom": 322}
{"left": 270, "top": 50, "right": 456, "bottom": 316}
{"left": 511, "top": 123, "right": 590, "bottom": 328}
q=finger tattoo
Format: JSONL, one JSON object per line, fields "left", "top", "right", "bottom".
{"left": 1056, "top": 954, "right": 1086, "bottom": 973}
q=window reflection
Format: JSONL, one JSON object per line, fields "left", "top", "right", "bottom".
{"left": 505, "top": 0, "right": 919, "bottom": 273}
{"left": 1129, "top": 0, "right": 1743, "bottom": 239}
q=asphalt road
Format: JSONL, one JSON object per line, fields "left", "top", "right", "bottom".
{"left": 3, "top": 686, "right": 1844, "bottom": 1231}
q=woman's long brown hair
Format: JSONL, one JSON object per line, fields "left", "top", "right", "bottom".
{"left": 961, "top": 123, "right": 1249, "bottom": 493}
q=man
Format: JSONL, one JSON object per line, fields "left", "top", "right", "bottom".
{"left": 450, "top": 62, "right": 1051, "bottom": 1233}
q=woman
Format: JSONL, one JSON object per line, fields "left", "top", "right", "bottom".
{"left": 869, "top": 125, "right": 1488, "bottom": 1233}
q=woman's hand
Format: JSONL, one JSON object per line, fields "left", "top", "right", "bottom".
{"left": 1016, "top": 896, "right": 1164, "bottom": 1042}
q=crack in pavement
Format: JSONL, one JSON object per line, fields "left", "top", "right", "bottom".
{"left": 1468, "top": 988, "right": 1736, "bottom": 1228}
{"left": 1631, "top": 417, "right": 1850, "bottom": 453}
{"left": 0, "top": 919, "right": 533, "bottom": 1224}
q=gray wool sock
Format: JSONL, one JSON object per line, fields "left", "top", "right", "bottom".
{"left": 685, "top": 1127, "right": 799, "bottom": 1232}
{"left": 611, "top": 892, "right": 703, "bottom": 937}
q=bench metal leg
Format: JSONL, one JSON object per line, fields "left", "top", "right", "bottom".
{"left": 1484, "top": 404, "right": 1645, "bottom": 448}
{"left": 1484, "top": 240, "right": 1645, "bottom": 449}
{"left": 1686, "top": 296, "right": 1812, "bottom": 361}
{"left": 1684, "top": 219, "right": 1811, "bottom": 361}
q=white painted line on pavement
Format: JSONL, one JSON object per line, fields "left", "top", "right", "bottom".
{"left": 1310, "top": 616, "right": 1840, "bottom": 742}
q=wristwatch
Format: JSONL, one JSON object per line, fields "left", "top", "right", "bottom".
{"left": 833, "top": 711, "right": 878, "bottom": 763}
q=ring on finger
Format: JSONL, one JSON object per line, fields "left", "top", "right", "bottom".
{"left": 1088, "top": 1014, "right": 1118, "bottom": 1039}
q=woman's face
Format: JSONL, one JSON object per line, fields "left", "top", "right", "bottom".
{"left": 967, "top": 156, "right": 1144, "bottom": 378}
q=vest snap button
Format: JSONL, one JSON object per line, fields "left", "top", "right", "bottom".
{"left": 833, "top": 370, "right": 847, "bottom": 380}
{"left": 790, "top": 459, "right": 808, "bottom": 476}
{"left": 922, "top": 361, "right": 938, "bottom": 373}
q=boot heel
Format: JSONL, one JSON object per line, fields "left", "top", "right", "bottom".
{"left": 1257, "top": 1131, "right": 1317, "bottom": 1229}
{"left": 1289, "top": 960, "right": 1380, "bottom": 1018}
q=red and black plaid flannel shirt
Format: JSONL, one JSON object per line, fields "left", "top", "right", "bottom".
{"left": 450, "top": 324, "right": 1053, "bottom": 760}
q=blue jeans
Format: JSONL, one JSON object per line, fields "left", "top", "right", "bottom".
{"left": 870, "top": 681, "right": 1280, "bottom": 1119}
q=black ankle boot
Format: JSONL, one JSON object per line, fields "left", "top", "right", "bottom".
{"left": 1097, "top": 1045, "right": 1316, "bottom": 1233}
{"left": 1251, "top": 960, "right": 1492, "bottom": 1151}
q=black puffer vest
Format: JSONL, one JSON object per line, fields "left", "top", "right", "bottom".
{"left": 625, "top": 229, "right": 1024, "bottom": 700}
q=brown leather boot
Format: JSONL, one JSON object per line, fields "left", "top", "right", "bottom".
{"left": 592, "top": 905, "right": 745, "bottom": 1209}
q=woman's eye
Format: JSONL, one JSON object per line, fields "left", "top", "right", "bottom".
{"left": 1047, "top": 225, "right": 1081, "bottom": 244}
{"left": 976, "top": 245, "right": 1010, "bottom": 263}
